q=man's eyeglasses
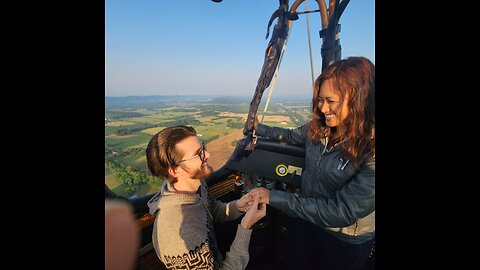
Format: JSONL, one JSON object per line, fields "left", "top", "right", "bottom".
{"left": 176, "top": 142, "right": 206, "bottom": 165}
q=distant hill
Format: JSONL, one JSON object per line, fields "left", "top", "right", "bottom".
{"left": 105, "top": 95, "right": 310, "bottom": 110}
{"left": 105, "top": 95, "right": 213, "bottom": 109}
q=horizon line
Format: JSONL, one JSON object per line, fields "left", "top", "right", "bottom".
{"left": 105, "top": 94, "right": 312, "bottom": 98}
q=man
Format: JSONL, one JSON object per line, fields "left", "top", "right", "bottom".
{"left": 146, "top": 125, "right": 265, "bottom": 270}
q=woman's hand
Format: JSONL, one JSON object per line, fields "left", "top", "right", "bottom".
{"left": 248, "top": 187, "right": 270, "bottom": 204}
{"left": 240, "top": 193, "right": 266, "bottom": 229}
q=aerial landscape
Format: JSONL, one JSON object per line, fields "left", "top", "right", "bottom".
{"left": 105, "top": 95, "right": 311, "bottom": 197}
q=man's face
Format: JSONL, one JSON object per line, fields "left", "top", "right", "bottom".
{"left": 175, "top": 136, "right": 213, "bottom": 180}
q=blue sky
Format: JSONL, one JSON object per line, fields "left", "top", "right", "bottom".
{"left": 105, "top": 0, "right": 374, "bottom": 97}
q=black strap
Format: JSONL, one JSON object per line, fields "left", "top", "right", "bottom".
{"left": 319, "top": 24, "right": 341, "bottom": 38}
{"left": 321, "top": 44, "right": 342, "bottom": 56}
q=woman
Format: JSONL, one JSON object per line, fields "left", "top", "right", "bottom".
{"left": 249, "top": 56, "right": 375, "bottom": 270}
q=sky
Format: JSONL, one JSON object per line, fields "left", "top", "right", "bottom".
{"left": 105, "top": 0, "right": 374, "bottom": 97}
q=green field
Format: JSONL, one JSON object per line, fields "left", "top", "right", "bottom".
{"left": 105, "top": 123, "right": 153, "bottom": 136}
{"left": 142, "top": 127, "right": 166, "bottom": 135}
{"left": 105, "top": 133, "right": 151, "bottom": 152}
{"left": 105, "top": 173, "right": 121, "bottom": 189}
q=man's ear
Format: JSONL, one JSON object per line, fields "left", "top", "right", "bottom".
{"left": 167, "top": 166, "right": 178, "bottom": 178}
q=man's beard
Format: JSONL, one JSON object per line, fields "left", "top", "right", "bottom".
{"left": 182, "top": 162, "right": 213, "bottom": 180}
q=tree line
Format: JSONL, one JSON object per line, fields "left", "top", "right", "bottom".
{"left": 116, "top": 116, "right": 203, "bottom": 135}
{"left": 105, "top": 159, "right": 162, "bottom": 196}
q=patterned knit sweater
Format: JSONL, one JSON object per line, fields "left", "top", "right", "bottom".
{"left": 148, "top": 180, "right": 251, "bottom": 270}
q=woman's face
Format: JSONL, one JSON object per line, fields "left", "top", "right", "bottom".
{"left": 317, "top": 78, "right": 349, "bottom": 128}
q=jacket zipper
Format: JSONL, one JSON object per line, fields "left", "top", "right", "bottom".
{"left": 317, "top": 137, "right": 329, "bottom": 166}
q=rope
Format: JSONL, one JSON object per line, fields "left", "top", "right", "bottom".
{"left": 305, "top": 0, "right": 315, "bottom": 87}
{"left": 260, "top": 24, "right": 292, "bottom": 123}
{"left": 261, "top": 0, "right": 316, "bottom": 122}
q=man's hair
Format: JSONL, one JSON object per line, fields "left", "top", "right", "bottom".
{"left": 146, "top": 125, "right": 197, "bottom": 185}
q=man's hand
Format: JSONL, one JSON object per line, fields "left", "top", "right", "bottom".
{"left": 235, "top": 193, "right": 254, "bottom": 212}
